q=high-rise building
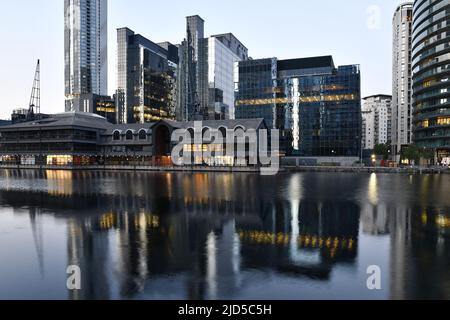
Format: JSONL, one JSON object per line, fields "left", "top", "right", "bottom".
{"left": 362, "top": 95, "right": 392, "bottom": 150}
{"left": 64, "top": 0, "right": 108, "bottom": 112}
{"left": 179, "top": 16, "right": 248, "bottom": 121}
{"left": 116, "top": 28, "right": 178, "bottom": 124}
{"left": 181, "top": 15, "right": 207, "bottom": 121}
{"left": 207, "top": 33, "right": 248, "bottom": 119}
{"left": 412, "top": 0, "right": 450, "bottom": 162}
{"left": 392, "top": 3, "right": 413, "bottom": 161}
{"left": 235, "top": 56, "right": 362, "bottom": 157}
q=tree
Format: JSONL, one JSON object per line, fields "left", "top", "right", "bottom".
{"left": 374, "top": 143, "right": 390, "bottom": 160}
{"left": 401, "top": 145, "right": 420, "bottom": 165}
{"left": 420, "top": 148, "right": 435, "bottom": 161}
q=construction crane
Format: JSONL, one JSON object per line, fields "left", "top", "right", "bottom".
{"left": 27, "top": 59, "right": 41, "bottom": 121}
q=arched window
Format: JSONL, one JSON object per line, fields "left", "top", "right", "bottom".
{"left": 187, "top": 128, "right": 195, "bottom": 141}
{"left": 113, "top": 131, "right": 121, "bottom": 141}
{"left": 139, "top": 129, "right": 147, "bottom": 140}
{"left": 126, "top": 130, "right": 134, "bottom": 141}
{"left": 218, "top": 127, "right": 227, "bottom": 141}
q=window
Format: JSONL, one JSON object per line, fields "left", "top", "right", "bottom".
{"left": 126, "top": 130, "right": 134, "bottom": 141}
{"left": 113, "top": 131, "right": 121, "bottom": 141}
{"left": 139, "top": 130, "right": 147, "bottom": 140}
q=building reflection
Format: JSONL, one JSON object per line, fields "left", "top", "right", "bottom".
{"left": 0, "top": 170, "right": 449, "bottom": 299}
{"left": 359, "top": 174, "right": 450, "bottom": 299}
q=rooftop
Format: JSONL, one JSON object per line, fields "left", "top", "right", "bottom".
{"left": 278, "top": 56, "right": 335, "bottom": 71}
{"left": 0, "top": 111, "right": 111, "bottom": 131}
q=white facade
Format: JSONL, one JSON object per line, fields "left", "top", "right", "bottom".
{"left": 64, "top": 0, "right": 108, "bottom": 111}
{"left": 392, "top": 3, "right": 413, "bottom": 159}
{"left": 362, "top": 95, "right": 392, "bottom": 150}
{"left": 208, "top": 34, "right": 248, "bottom": 119}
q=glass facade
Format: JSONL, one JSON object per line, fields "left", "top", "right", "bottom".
{"left": 236, "top": 57, "right": 361, "bottom": 157}
{"left": 207, "top": 34, "right": 248, "bottom": 119}
{"left": 64, "top": 0, "right": 107, "bottom": 111}
{"left": 179, "top": 17, "right": 248, "bottom": 121}
{"left": 412, "top": 0, "right": 450, "bottom": 159}
{"left": 235, "top": 58, "right": 277, "bottom": 128}
{"left": 116, "top": 28, "right": 178, "bottom": 124}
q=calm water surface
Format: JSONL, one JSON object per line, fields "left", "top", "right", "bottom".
{"left": 0, "top": 169, "right": 449, "bottom": 300}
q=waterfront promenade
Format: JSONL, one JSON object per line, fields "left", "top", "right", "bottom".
{"left": 0, "top": 164, "right": 448, "bottom": 174}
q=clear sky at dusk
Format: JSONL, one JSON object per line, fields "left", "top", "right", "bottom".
{"left": 0, "top": 0, "right": 408, "bottom": 119}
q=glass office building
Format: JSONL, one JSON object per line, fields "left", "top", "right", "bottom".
{"left": 117, "top": 28, "right": 178, "bottom": 124}
{"left": 64, "top": 0, "right": 108, "bottom": 112}
{"left": 412, "top": 0, "right": 450, "bottom": 160}
{"left": 207, "top": 34, "right": 248, "bottom": 119}
{"left": 179, "top": 16, "right": 249, "bottom": 121}
{"left": 235, "top": 56, "right": 361, "bottom": 156}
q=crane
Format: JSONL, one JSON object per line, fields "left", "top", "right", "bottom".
{"left": 27, "top": 59, "right": 41, "bottom": 121}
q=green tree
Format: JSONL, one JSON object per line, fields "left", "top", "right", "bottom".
{"left": 401, "top": 145, "right": 420, "bottom": 164}
{"left": 420, "top": 148, "right": 435, "bottom": 161}
{"left": 374, "top": 143, "right": 390, "bottom": 160}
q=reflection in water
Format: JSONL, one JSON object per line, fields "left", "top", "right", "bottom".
{"left": 368, "top": 173, "right": 378, "bottom": 205}
{"left": 0, "top": 170, "right": 449, "bottom": 300}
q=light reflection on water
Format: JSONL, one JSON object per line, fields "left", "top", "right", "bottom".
{"left": 0, "top": 169, "right": 449, "bottom": 300}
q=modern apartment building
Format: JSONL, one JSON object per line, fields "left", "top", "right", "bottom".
{"left": 362, "top": 95, "right": 392, "bottom": 150}
{"left": 235, "top": 56, "right": 362, "bottom": 156}
{"left": 116, "top": 28, "right": 179, "bottom": 124}
{"left": 179, "top": 16, "right": 248, "bottom": 121}
{"left": 392, "top": 2, "right": 413, "bottom": 161}
{"left": 64, "top": 0, "right": 108, "bottom": 112}
{"left": 412, "top": 0, "right": 450, "bottom": 162}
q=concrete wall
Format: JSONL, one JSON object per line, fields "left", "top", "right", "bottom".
{"left": 282, "top": 157, "right": 361, "bottom": 167}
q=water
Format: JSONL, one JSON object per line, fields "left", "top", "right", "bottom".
{"left": 0, "top": 169, "right": 449, "bottom": 300}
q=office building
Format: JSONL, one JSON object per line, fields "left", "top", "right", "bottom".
{"left": 392, "top": 2, "right": 413, "bottom": 161}
{"left": 179, "top": 16, "right": 248, "bottom": 121}
{"left": 64, "top": 0, "right": 108, "bottom": 111}
{"left": 207, "top": 33, "right": 248, "bottom": 119}
{"left": 76, "top": 93, "right": 116, "bottom": 124}
{"left": 235, "top": 56, "right": 362, "bottom": 156}
{"left": 412, "top": 0, "right": 450, "bottom": 161}
{"left": 362, "top": 95, "right": 392, "bottom": 150}
{"left": 117, "top": 28, "right": 178, "bottom": 124}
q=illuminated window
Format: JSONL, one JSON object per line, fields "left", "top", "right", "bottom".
{"left": 47, "top": 155, "right": 73, "bottom": 166}
{"left": 437, "top": 117, "right": 450, "bottom": 125}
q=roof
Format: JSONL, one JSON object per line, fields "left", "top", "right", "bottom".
{"left": 103, "top": 123, "right": 157, "bottom": 135}
{"left": 158, "top": 118, "right": 267, "bottom": 131}
{"left": 0, "top": 111, "right": 111, "bottom": 131}
{"left": 363, "top": 94, "right": 392, "bottom": 100}
{"left": 186, "top": 15, "right": 205, "bottom": 22}
{"left": 278, "top": 56, "right": 335, "bottom": 71}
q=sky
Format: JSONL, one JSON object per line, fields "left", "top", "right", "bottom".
{"left": 0, "top": 0, "right": 408, "bottom": 119}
